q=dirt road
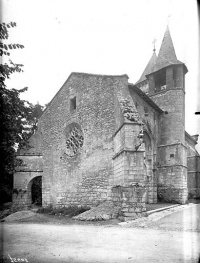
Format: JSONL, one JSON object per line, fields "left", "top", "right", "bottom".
{"left": 1, "top": 203, "right": 200, "bottom": 263}
{"left": 1, "top": 222, "right": 200, "bottom": 263}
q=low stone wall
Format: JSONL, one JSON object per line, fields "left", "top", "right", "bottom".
{"left": 188, "top": 188, "right": 200, "bottom": 199}
{"left": 12, "top": 190, "right": 29, "bottom": 209}
{"left": 74, "top": 184, "right": 147, "bottom": 221}
{"left": 112, "top": 184, "right": 147, "bottom": 221}
{"left": 158, "top": 186, "right": 188, "bottom": 204}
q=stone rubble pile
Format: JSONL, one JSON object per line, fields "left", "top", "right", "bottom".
{"left": 73, "top": 201, "right": 121, "bottom": 221}
{"left": 2, "top": 210, "right": 36, "bottom": 222}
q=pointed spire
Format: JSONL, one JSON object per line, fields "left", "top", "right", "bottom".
{"left": 152, "top": 26, "right": 185, "bottom": 72}
{"left": 135, "top": 52, "right": 157, "bottom": 84}
{"left": 136, "top": 26, "right": 188, "bottom": 84}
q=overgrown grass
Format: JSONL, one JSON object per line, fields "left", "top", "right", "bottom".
{"left": 37, "top": 205, "right": 90, "bottom": 217}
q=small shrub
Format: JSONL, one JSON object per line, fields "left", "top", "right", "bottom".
{"left": 37, "top": 204, "right": 53, "bottom": 214}
{"left": 3, "top": 202, "right": 12, "bottom": 209}
{"left": 77, "top": 206, "right": 90, "bottom": 214}
{"left": 36, "top": 204, "right": 90, "bottom": 218}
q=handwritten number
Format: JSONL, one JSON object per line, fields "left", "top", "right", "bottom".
{"left": 7, "top": 255, "right": 28, "bottom": 263}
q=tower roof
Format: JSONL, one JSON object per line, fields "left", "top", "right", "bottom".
{"left": 135, "top": 51, "right": 157, "bottom": 84}
{"left": 136, "top": 27, "right": 188, "bottom": 83}
{"left": 151, "top": 26, "right": 188, "bottom": 73}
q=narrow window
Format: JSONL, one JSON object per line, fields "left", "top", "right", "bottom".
{"left": 144, "top": 106, "right": 149, "bottom": 116}
{"left": 173, "top": 68, "right": 177, "bottom": 87}
{"left": 155, "top": 69, "right": 166, "bottom": 92}
{"left": 70, "top": 97, "right": 76, "bottom": 112}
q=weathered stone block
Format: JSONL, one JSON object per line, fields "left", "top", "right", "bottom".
{"left": 123, "top": 212, "right": 137, "bottom": 217}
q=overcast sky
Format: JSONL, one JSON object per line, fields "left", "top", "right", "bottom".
{"left": 1, "top": 0, "right": 200, "bottom": 148}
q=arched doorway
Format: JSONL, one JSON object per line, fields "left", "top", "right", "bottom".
{"left": 27, "top": 176, "right": 42, "bottom": 206}
{"left": 143, "top": 132, "right": 154, "bottom": 203}
{"left": 143, "top": 132, "right": 153, "bottom": 175}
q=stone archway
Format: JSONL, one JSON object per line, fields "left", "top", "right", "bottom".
{"left": 27, "top": 176, "right": 42, "bottom": 206}
{"left": 143, "top": 132, "right": 153, "bottom": 178}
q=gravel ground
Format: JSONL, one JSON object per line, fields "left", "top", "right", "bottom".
{"left": 1, "top": 222, "right": 200, "bottom": 263}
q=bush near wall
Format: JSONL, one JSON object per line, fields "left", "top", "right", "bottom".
{"left": 37, "top": 205, "right": 90, "bottom": 217}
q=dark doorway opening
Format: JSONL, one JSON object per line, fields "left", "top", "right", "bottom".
{"left": 31, "top": 176, "right": 42, "bottom": 206}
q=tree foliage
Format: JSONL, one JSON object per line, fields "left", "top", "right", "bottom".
{"left": 0, "top": 22, "right": 44, "bottom": 204}
{"left": 0, "top": 22, "right": 24, "bottom": 88}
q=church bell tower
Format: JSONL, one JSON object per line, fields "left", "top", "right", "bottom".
{"left": 145, "top": 26, "right": 188, "bottom": 204}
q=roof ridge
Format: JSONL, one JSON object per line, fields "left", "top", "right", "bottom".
{"left": 70, "top": 72, "right": 129, "bottom": 78}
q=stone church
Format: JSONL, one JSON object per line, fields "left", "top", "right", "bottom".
{"left": 13, "top": 27, "right": 200, "bottom": 210}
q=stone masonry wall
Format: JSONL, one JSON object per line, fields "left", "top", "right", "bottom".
{"left": 187, "top": 156, "right": 200, "bottom": 198}
{"left": 153, "top": 90, "right": 188, "bottom": 204}
{"left": 113, "top": 123, "right": 145, "bottom": 187}
{"left": 113, "top": 85, "right": 146, "bottom": 188}
{"left": 15, "top": 155, "right": 43, "bottom": 172}
{"left": 149, "top": 66, "right": 187, "bottom": 204}
{"left": 129, "top": 88, "right": 159, "bottom": 203}
{"left": 13, "top": 171, "right": 42, "bottom": 208}
{"left": 186, "top": 139, "right": 200, "bottom": 198}
{"left": 13, "top": 155, "right": 43, "bottom": 208}
{"left": 38, "top": 73, "right": 129, "bottom": 207}
{"left": 112, "top": 83, "right": 161, "bottom": 204}
{"left": 112, "top": 185, "right": 147, "bottom": 221}
{"left": 151, "top": 90, "right": 185, "bottom": 145}
{"left": 13, "top": 126, "right": 44, "bottom": 208}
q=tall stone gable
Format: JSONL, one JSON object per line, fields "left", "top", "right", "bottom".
{"left": 40, "top": 73, "right": 128, "bottom": 207}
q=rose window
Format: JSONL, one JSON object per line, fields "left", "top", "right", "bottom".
{"left": 65, "top": 126, "right": 84, "bottom": 157}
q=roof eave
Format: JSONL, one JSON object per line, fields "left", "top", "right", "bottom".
{"left": 128, "top": 83, "right": 163, "bottom": 113}
{"left": 185, "top": 131, "right": 198, "bottom": 145}
{"left": 145, "top": 62, "right": 188, "bottom": 78}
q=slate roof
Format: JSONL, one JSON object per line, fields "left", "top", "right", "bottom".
{"left": 150, "top": 26, "right": 188, "bottom": 74}
{"left": 185, "top": 131, "right": 198, "bottom": 145}
{"left": 135, "top": 52, "right": 157, "bottom": 84}
{"left": 128, "top": 83, "right": 163, "bottom": 113}
{"left": 136, "top": 26, "right": 188, "bottom": 84}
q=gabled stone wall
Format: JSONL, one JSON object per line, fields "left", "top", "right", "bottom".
{"left": 37, "top": 73, "right": 129, "bottom": 207}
